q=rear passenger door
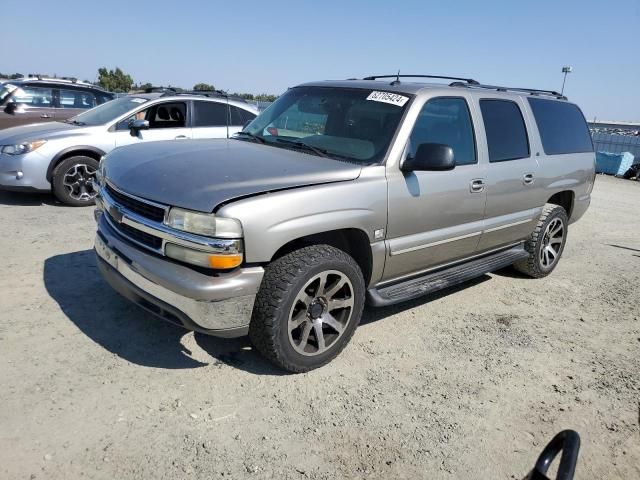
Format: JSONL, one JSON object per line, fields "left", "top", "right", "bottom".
{"left": 191, "top": 100, "right": 229, "bottom": 139}
{"left": 475, "top": 97, "right": 543, "bottom": 252}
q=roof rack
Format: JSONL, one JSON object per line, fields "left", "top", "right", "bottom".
{"left": 449, "top": 82, "right": 567, "bottom": 100}
{"left": 161, "top": 89, "right": 248, "bottom": 103}
{"left": 362, "top": 74, "right": 480, "bottom": 85}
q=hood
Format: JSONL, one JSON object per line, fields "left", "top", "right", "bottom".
{"left": 103, "top": 139, "right": 362, "bottom": 212}
{"left": 0, "top": 121, "right": 97, "bottom": 144}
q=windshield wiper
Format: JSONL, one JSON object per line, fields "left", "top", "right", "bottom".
{"left": 274, "top": 138, "right": 331, "bottom": 158}
{"left": 64, "top": 119, "right": 86, "bottom": 126}
{"left": 233, "top": 131, "right": 265, "bottom": 143}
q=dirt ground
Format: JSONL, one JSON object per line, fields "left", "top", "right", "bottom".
{"left": 0, "top": 174, "right": 638, "bottom": 480}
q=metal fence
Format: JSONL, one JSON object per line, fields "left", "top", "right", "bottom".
{"left": 591, "top": 132, "right": 640, "bottom": 158}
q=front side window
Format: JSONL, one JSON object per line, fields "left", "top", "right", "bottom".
{"left": 117, "top": 101, "right": 187, "bottom": 130}
{"left": 528, "top": 98, "right": 593, "bottom": 155}
{"left": 480, "top": 99, "right": 530, "bottom": 162}
{"left": 193, "top": 101, "right": 227, "bottom": 127}
{"left": 242, "top": 87, "right": 411, "bottom": 164}
{"left": 10, "top": 86, "right": 54, "bottom": 107}
{"left": 409, "top": 97, "right": 476, "bottom": 166}
{"left": 59, "top": 89, "right": 96, "bottom": 109}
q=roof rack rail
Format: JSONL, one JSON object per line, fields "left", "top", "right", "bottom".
{"left": 362, "top": 74, "right": 480, "bottom": 85}
{"left": 163, "top": 89, "right": 248, "bottom": 103}
{"left": 449, "top": 82, "right": 567, "bottom": 100}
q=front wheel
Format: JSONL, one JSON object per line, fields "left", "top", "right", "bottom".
{"left": 249, "top": 245, "right": 365, "bottom": 373}
{"left": 514, "top": 203, "right": 569, "bottom": 278}
{"left": 52, "top": 156, "right": 100, "bottom": 206}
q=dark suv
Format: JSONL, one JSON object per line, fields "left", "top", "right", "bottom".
{"left": 0, "top": 77, "right": 114, "bottom": 129}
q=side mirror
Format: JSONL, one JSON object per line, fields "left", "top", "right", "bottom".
{"left": 4, "top": 102, "right": 17, "bottom": 114}
{"left": 402, "top": 143, "right": 455, "bottom": 172}
{"left": 129, "top": 119, "right": 149, "bottom": 136}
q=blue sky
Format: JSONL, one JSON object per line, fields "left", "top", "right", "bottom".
{"left": 2, "top": 0, "right": 639, "bottom": 121}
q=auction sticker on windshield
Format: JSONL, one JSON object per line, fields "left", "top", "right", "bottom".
{"left": 366, "top": 91, "right": 409, "bottom": 107}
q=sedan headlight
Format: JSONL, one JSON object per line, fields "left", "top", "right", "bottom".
{"left": 1, "top": 139, "right": 47, "bottom": 155}
{"left": 165, "top": 207, "right": 243, "bottom": 238}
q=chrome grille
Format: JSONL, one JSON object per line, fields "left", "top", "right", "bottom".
{"left": 105, "top": 183, "right": 166, "bottom": 222}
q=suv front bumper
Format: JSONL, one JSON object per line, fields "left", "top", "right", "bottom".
{"left": 95, "top": 215, "right": 263, "bottom": 337}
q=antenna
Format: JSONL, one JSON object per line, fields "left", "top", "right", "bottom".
{"left": 390, "top": 70, "right": 401, "bottom": 86}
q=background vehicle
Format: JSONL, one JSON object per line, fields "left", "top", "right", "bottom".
{"left": 93, "top": 75, "right": 595, "bottom": 372}
{"left": 0, "top": 77, "right": 114, "bottom": 129}
{"left": 0, "top": 91, "right": 258, "bottom": 205}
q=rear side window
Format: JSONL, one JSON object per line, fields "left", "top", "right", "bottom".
{"left": 528, "top": 98, "right": 593, "bottom": 155}
{"left": 480, "top": 99, "right": 530, "bottom": 162}
{"left": 59, "top": 89, "right": 96, "bottom": 109}
{"left": 409, "top": 97, "right": 476, "bottom": 165}
{"left": 193, "top": 101, "right": 227, "bottom": 127}
{"left": 11, "top": 86, "right": 54, "bottom": 107}
{"left": 230, "top": 106, "right": 256, "bottom": 126}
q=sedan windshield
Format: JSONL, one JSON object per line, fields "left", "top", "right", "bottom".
{"left": 70, "top": 96, "right": 150, "bottom": 126}
{"left": 239, "top": 86, "right": 411, "bottom": 164}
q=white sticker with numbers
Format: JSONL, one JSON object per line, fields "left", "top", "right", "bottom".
{"left": 366, "top": 91, "right": 409, "bottom": 107}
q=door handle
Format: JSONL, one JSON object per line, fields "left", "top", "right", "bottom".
{"left": 469, "top": 179, "right": 485, "bottom": 193}
{"left": 175, "top": 135, "right": 188, "bottom": 139}
{"left": 40, "top": 114, "right": 51, "bottom": 118}
{"left": 523, "top": 173, "right": 535, "bottom": 185}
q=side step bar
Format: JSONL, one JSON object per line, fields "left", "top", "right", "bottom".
{"left": 367, "top": 244, "right": 529, "bottom": 307}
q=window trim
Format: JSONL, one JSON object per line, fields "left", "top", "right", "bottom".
{"left": 409, "top": 95, "right": 478, "bottom": 166}
{"left": 479, "top": 98, "right": 531, "bottom": 163}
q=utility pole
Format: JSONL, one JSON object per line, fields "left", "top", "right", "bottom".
{"left": 561, "top": 66, "right": 572, "bottom": 95}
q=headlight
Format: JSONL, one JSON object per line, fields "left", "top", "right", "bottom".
{"left": 165, "top": 208, "right": 242, "bottom": 238}
{"left": 1, "top": 139, "right": 47, "bottom": 155}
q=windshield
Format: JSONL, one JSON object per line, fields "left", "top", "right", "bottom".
{"left": 70, "top": 96, "right": 150, "bottom": 126}
{"left": 240, "top": 86, "right": 411, "bottom": 164}
{"left": 0, "top": 83, "right": 17, "bottom": 104}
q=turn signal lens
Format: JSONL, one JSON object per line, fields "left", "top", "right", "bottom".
{"left": 165, "top": 243, "right": 243, "bottom": 270}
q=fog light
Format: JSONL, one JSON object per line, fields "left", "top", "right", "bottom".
{"left": 16, "top": 171, "right": 24, "bottom": 180}
{"left": 165, "top": 243, "right": 243, "bottom": 270}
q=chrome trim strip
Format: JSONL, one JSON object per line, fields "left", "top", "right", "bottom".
{"left": 100, "top": 188, "right": 242, "bottom": 255}
{"left": 104, "top": 212, "right": 164, "bottom": 255}
{"left": 390, "top": 231, "right": 482, "bottom": 256}
{"left": 483, "top": 218, "right": 533, "bottom": 234}
{"left": 379, "top": 241, "right": 524, "bottom": 287}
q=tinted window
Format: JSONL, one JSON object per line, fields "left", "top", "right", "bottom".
{"left": 193, "top": 101, "right": 227, "bottom": 127}
{"left": 11, "top": 86, "right": 53, "bottom": 107}
{"left": 59, "top": 89, "right": 96, "bottom": 109}
{"left": 528, "top": 98, "right": 593, "bottom": 155}
{"left": 147, "top": 102, "right": 186, "bottom": 129}
{"left": 480, "top": 99, "right": 530, "bottom": 162}
{"left": 95, "top": 92, "right": 113, "bottom": 105}
{"left": 230, "top": 105, "right": 256, "bottom": 126}
{"left": 409, "top": 97, "right": 476, "bottom": 165}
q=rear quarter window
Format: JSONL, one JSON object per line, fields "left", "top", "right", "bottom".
{"left": 528, "top": 98, "right": 593, "bottom": 155}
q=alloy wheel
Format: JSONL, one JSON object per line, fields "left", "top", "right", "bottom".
{"left": 62, "top": 163, "right": 98, "bottom": 201}
{"left": 288, "top": 270, "right": 355, "bottom": 356}
{"left": 540, "top": 217, "right": 565, "bottom": 269}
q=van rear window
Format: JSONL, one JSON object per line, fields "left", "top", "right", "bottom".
{"left": 528, "top": 98, "right": 593, "bottom": 155}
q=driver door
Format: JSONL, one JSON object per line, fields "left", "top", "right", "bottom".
{"left": 383, "top": 95, "right": 487, "bottom": 281}
{"left": 113, "top": 101, "right": 192, "bottom": 147}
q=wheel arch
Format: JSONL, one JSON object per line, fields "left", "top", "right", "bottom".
{"left": 547, "top": 190, "right": 575, "bottom": 219}
{"left": 270, "top": 228, "right": 374, "bottom": 286}
{"left": 46, "top": 146, "right": 106, "bottom": 182}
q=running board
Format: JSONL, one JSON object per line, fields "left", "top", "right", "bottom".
{"left": 367, "top": 244, "right": 529, "bottom": 307}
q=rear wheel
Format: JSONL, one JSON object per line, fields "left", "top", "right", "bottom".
{"left": 249, "top": 245, "right": 365, "bottom": 373}
{"left": 514, "top": 203, "right": 569, "bottom": 278}
{"left": 52, "top": 156, "right": 99, "bottom": 206}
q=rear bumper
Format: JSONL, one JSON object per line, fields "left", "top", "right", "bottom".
{"left": 95, "top": 215, "right": 264, "bottom": 337}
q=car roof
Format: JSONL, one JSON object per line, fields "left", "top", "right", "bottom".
{"left": 298, "top": 79, "right": 568, "bottom": 102}
{"left": 7, "top": 77, "right": 111, "bottom": 92}
{"left": 138, "top": 93, "right": 259, "bottom": 111}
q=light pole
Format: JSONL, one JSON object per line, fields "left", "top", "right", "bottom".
{"left": 561, "top": 66, "right": 572, "bottom": 95}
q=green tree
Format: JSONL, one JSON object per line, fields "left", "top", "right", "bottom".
{"left": 138, "top": 82, "right": 153, "bottom": 91}
{"left": 193, "top": 83, "right": 216, "bottom": 91}
{"left": 97, "top": 67, "right": 134, "bottom": 93}
{"left": 254, "top": 93, "right": 278, "bottom": 102}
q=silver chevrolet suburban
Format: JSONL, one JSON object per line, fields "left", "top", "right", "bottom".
{"left": 93, "top": 75, "right": 595, "bottom": 372}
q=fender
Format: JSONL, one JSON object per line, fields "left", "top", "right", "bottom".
{"left": 46, "top": 145, "right": 106, "bottom": 182}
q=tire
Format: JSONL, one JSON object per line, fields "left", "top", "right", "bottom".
{"left": 249, "top": 245, "right": 365, "bottom": 373}
{"left": 514, "top": 203, "right": 569, "bottom": 278}
{"left": 52, "top": 156, "right": 100, "bottom": 206}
